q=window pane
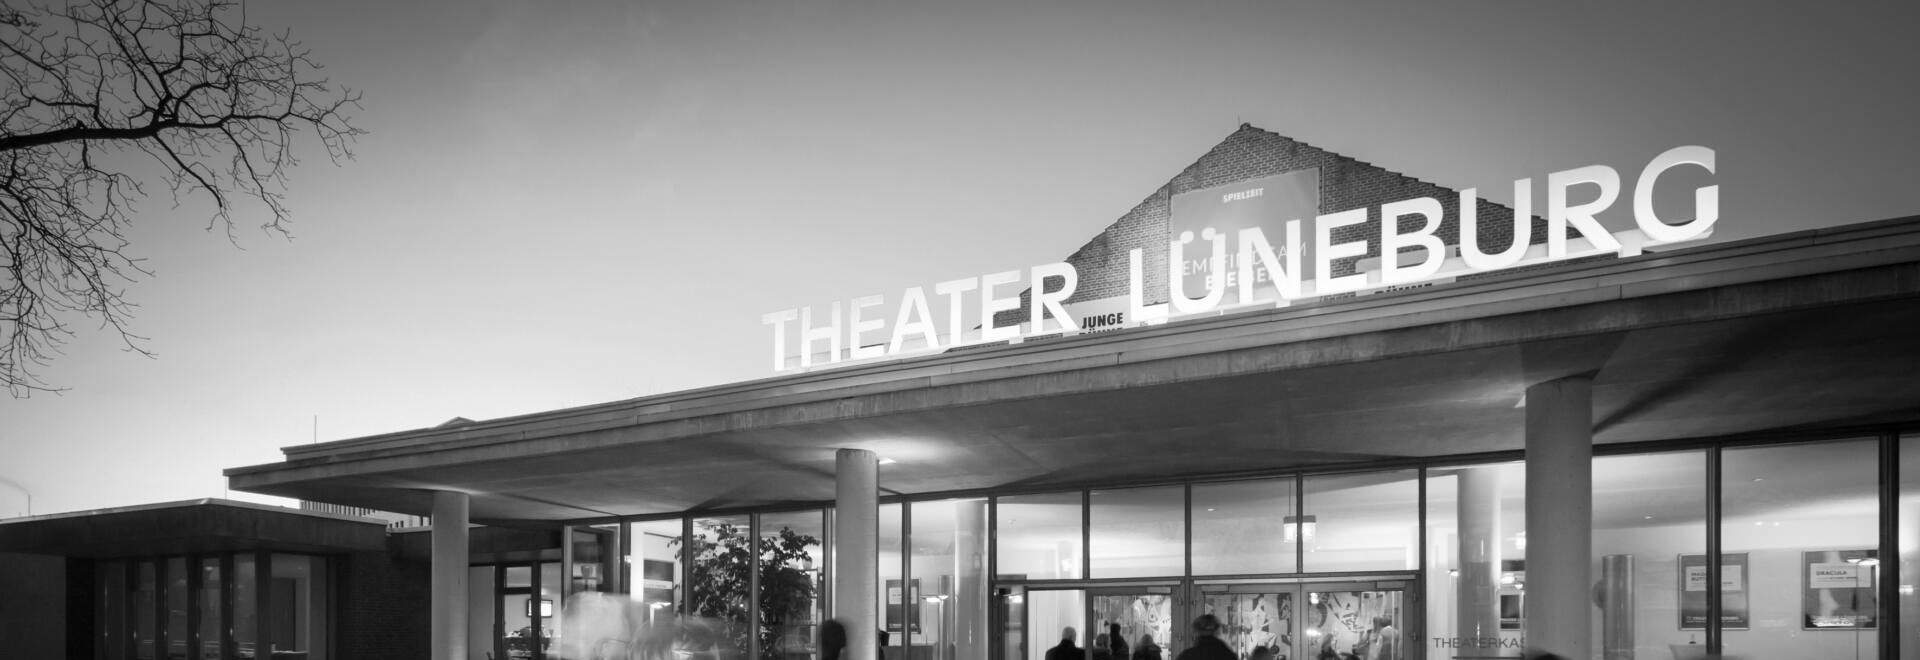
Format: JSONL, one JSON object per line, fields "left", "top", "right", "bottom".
{"left": 761, "top": 511, "right": 824, "bottom": 660}
{"left": 910, "top": 499, "right": 988, "bottom": 660}
{"left": 99, "top": 560, "right": 127, "bottom": 660}
{"left": 689, "top": 515, "right": 754, "bottom": 658}
{"left": 1722, "top": 439, "right": 1877, "bottom": 660}
{"left": 1026, "top": 590, "right": 1085, "bottom": 660}
{"left": 540, "top": 561, "right": 563, "bottom": 651}
{"left": 233, "top": 555, "right": 256, "bottom": 660}
{"left": 996, "top": 492, "right": 1082, "bottom": 580}
{"left": 1089, "top": 486, "right": 1183, "bottom": 578}
{"left": 570, "top": 524, "right": 620, "bottom": 594}
{"left": 1423, "top": 463, "right": 1524, "bottom": 658}
{"left": 198, "top": 558, "right": 222, "bottom": 660}
{"left": 165, "top": 557, "right": 186, "bottom": 660}
{"left": 630, "top": 519, "right": 684, "bottom": 621}
{"left": 880, "top": 503, "right": 903, "bottom": 650}
{"left": 1902, "top": 434, "right": 1919, "bottom": 660}
{"left": 1193, "top": 478, "right": 1296, "bottom": 576}
{"left": 135, "top": 561, "right": 155, "bottom": 660}
{"left": 1591, "top": 451, "right": 1705, "bottom": 660}
{"left": 268, "top": 554, "right": 329, "bottom": 660}
{"left": 467, "top": 566, "right": 494, "bottom": 660}
{"left": 1303, "top": 469, "right": 1420, "bottom": 572}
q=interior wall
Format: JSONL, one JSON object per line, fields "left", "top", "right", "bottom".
{"left": 1591, "top": 515, "right": 1880, "bottom": 660}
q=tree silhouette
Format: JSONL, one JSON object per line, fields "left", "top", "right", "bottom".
{"left": 1, "top": 0, "right": 361, "bottom": 394}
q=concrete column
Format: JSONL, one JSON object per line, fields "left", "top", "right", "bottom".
{"left": 1456, "top": 467, "right": 1503, "bottom": 646}
{"left": 836, "top": 449, "right": 881, "bottom": 660}
{"left": 954, "top": 500, "right": 989, "bottom": 660}
{"left": 431, "top": 490, "right": 471, "bottom": 660}
{"left": 1524, "top": 377, "right": 1593, "bottom": 659}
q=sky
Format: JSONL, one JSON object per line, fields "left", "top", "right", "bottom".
{"left": 4, "top": 1, "right": 1919, "bottom": 517}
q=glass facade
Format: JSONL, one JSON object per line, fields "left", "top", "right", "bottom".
{"left": 529, "top": 431, "right": 1917, "bottom": 660}
{"left": 91, "top": 552, "right": 328, "bottom": 660}
{"left": 1721, "top": 439, "right": 1880, "bottom": 660}
{"left": 759, "top": 510, "right": 824, "bottom": 660}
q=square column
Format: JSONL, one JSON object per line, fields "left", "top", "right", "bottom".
{"left": 431, "top": 490, "right": 470, "bottom": 660}
{"left": 1524, "top": 377, "right": 1593, "bottom": 659}
{"left": 835, "top": 449, "right": 880, "bottom": 660}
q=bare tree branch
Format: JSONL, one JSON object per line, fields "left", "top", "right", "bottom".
{"left": 1, "top": 0, "right": 361, "bottom": 395}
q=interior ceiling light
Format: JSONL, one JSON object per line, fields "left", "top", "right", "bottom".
{"left": 878, "top": 457, "right": 897, "bottom": 465}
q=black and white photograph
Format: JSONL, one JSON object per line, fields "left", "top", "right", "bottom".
{"left": 3, "top": 3, "right": 1919, "bottom": 660}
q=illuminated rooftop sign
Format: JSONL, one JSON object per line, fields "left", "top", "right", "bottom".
{"left": 763, "top": 146, "right": 1718, "bottom": 372}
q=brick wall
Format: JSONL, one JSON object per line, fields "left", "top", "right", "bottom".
{"left": 997, "top": 124, "right": 1549, "bottom": 328}
{"left": 334, "top": 550, "right": 431, "bottom": 660}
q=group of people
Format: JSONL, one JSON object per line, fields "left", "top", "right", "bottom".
{"left": 1048, "top": 613, "right": 1398, "bottom": 660}
{"left": 1046, "top": 623, "right": 1165, "bottom": 660}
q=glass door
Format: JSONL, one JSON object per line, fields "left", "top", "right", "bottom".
{"left": 1013, "top": 584, "right": 1181, "bottom": 660}
{"left": 1089, "top": 586, "right": 1178, "bottom": 660}
{"left": 1194, "top": 579, "right": 1412, "bottom": 660}
{"left": 1194, "top": 584, "right": 1296, "bottom": 660}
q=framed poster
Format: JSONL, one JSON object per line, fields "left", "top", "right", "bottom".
{"left": 885, "top": 578, "right": 921, "bottom": 634}
{"left": 1678, "top": 553, "right": 1749, "bottom": 630}
{"left": 1804, "top": 549, "right": 1878, "bottom": 630}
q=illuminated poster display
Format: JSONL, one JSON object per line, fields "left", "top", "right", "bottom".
{"left": 1678, "top": 553, "right": 1749, "bottom": 629}
{"left": 1803, "top": 549, "right": 1877, "bottom": 629}
{"left": 1169, "top": 169, "right": 1320, "bottom": 304}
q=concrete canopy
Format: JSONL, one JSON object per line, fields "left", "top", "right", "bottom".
{"left": 226, "top": 218, "right": 1920, "bottom": 525}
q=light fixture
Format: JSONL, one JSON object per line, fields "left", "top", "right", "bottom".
{"left": 1514, "top": 532, "right": 1527, "bottom": 551}
{"left": 878, "top": 457, "right": 898, "bottom": 465}
{"left": 1448, "top": 569, "right": 1460, "bottom": 577}
{"left": 1283, "top": 514, "right": 1318, "bottom": 542}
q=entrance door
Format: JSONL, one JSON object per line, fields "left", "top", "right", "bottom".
{"left": 1089, "top": 586, "right": 1178, "bottom": 660}
{"left": 1193, "top": 579, "right": 1412, "bottom": 660}
{"left": 1012, "top": 585, "right": 1180, "bottom": 660}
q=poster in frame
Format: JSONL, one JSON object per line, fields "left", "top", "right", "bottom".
{"left": 1678, "top": 553, "right": 1749, "bottom": 630}
{"left": 886, "top": 578, "right": 922, "bottom": 634}
{"left": 1803, "top": 549, "right": 1878, "bottom": 630}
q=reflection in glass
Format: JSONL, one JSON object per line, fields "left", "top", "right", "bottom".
{"left": 1025, "top": 590, "right": 1085, "bottom": 660}
{"left": 880, "top": 504, "right": 903, "bottom": 653}
{"left": 1424, "top": 462, "right": 1524, "bottom": 658}
{"left": 1090, "top": 591, "right": 1171, "bottom": 660}
{"left": 996, "top": 492, "right": 1083, "bottom": 580}
{"left": 1193, "top": 478, "right": 1296, "bottom": 576}
{"left": 1303, "top": 470, "right": 1419, "bottom": 572}
{"left": 165, "top": 557, "right": 186, "bottom": 660}
{"left": 1303, "top": 589, "right": 1402, "bottom": 660}
{"left": 760, "top": 510, "right": 825, "bottom": 660}
{"left": 1903, "top": 434, "right": 1920, "bottom": 660}
{"left": 99, "top": 560, "right": 128, "bottom": 660}
{"left": 233, "top": 554, "right": 256, "bottom": 660}
{"left": 1200, "top": 591, "right": 1289, "bottom": 660}
{"left": 268, "top": 554, "right": 329, "bottom": 660}
{"left": 468, "top": 566, "right": 496, "bottom": 660}
{"left": 198, "top": 558, "right": 222, "bottom": 660}
{"left": 1090, "top": 486, "right": 1182, "bottom": 578}
{"left": 540, "top": 561, "right": 564, "bottom": 654}
{"left": 1589, "top": 451, "right": 1704, "bottom": 660}
{"left": 910, "top": 499, "right": 989, "bottom": 660}
{"left": 136, "top": 561, "right": 156, "bottom": 660}
{"left": 629, "top": 519, "right": 684, "bottom": 623}
{"left": 687, "top": 515, "right": 756, "bottom": 659}
{"left": 1722, "top": 439, "right": 1877, "bottom": 660}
